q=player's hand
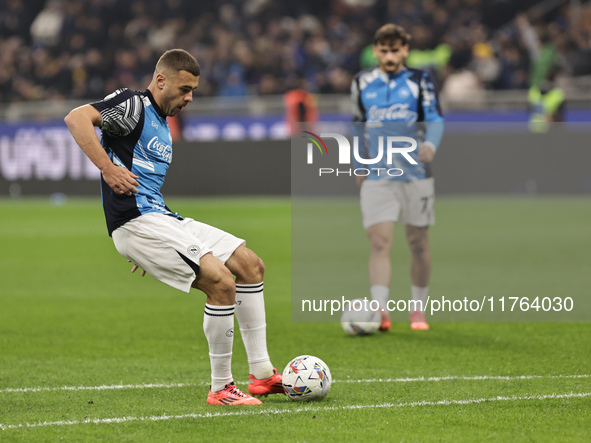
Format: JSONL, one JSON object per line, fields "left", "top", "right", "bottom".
{"left": 128, "top": 260, "right": 146, "bottom": 277}
{"left": 102, "top": 163, "right": 139, "bottom": 196}
{"left": 418, "top": 144, "right": 435, "bottom": 163}
{"left": 356, "top": 175, "right": 366, "bottom": 187}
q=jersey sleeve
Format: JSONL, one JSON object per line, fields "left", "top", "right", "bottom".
{"left": 419, "top": 72, "right": 444, "bottom": 151}
{"left": 90, "top": 88, "right": 143, "bottom": 138}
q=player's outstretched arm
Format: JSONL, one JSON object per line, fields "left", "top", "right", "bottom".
{"left": 64, "top": 105, "right": 139, "bottom": 196}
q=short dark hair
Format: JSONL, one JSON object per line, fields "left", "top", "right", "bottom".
{"left": 156, "top": 49, "right": 201, "bottom": 77}
{"left": 373, "top": 24, "right": 411, "bottom": 46}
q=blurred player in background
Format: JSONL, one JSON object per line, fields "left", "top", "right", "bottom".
{"left": 65, "top": 49, "right": 283, "bottom": 406}
{"left": 351, "top": 24, "right": 445, "bottom": 331}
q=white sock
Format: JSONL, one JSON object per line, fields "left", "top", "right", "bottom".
{"left": 203, "top": 303, "right": 235, "bottom": 392}
{"left": 235, "top": 282, "right": 274, "bottom": 379}
{"left": 370, "top": 285, "right": 390, "bottom": 311}
{"left": 411, "top": 285, "right": 429, "bottom": 313}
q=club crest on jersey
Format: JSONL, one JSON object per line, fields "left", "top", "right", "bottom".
{"left": 398, "top": 88, "right": 410, "bottom": 98}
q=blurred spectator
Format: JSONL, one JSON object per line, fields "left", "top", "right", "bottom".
{"left": 440, "top": 52, "right": 485, "bottom": 104}
{"left": 516, "top": 13, "right": 558, "bottom": 88}
{"left": 528, "top": 65, "right": 565, "bottom": 132}
{"left": 30, "top": 0, "right": 64, "bottom": 47}
{"left": 471, "top": 42, "right": 501, "bottom": 88}
{"left": 1, "top": 0, "right": 590, "bottom": 104}
{"left": 284, "top": 88, "right": 318, "bottom": 134}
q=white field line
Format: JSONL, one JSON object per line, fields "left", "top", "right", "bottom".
{"left": 338, "top": 374, "right": 591, "bottom": 383}
{"left": 1, "top": 392, "right": 589, "bottom": 431}
{"left": 0, "top": 382, "right": 201, "bottom": 394}
{"left": 1, "top": 374, "right": 589, "bottom": 394}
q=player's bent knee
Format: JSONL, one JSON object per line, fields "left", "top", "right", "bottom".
{"left": 252, "top": 256, "right": 265, "bottom": 281}
{"left": 195, "top": 272, "right": 236, "bottom": 305}
{"left": 227, "top": 246, "right": 265, "bottom": 282}
{"left": 214, "top": 270, "right": 236, "bottom": 292}
{"left": 239, "top": 254, "right": 264, "bottom": 282}
{"left": 193, "top": 256, "right": 236, "bottom": 303}
{"left": 217, "top": 274, "right": 237, "bottom": 301}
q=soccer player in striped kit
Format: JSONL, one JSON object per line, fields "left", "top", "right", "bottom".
{"left": 65, "top": 49, "right": 283, "bottom": 405}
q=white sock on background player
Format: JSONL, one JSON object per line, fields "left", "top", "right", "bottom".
{"left": 411, "top": 285, "right": 429, "bottom": 313}
{"left": 203, "top": 303, "right": 235, "bottom": 392}
{"left": 371, "top": 285, "right": 390, "bottom": 311}
{"left": 234, "top": 282, "right": 274, "bottom": 379}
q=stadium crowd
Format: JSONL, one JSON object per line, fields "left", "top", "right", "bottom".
{"left": 1, "top": 0, "right": 590, "bottom": 104}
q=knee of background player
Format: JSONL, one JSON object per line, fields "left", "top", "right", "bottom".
{"left": 406, "top": 226, "right": 429, "bottom": 256}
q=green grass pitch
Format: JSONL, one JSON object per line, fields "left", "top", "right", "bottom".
{"left": 1, "top": 196, "right": 590, "bottom": 441}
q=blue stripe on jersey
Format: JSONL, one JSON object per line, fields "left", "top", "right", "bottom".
{"left": 351, "top": 67, "right": 444, "bottom": 181}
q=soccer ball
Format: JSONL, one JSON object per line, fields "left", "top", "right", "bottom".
{"left": 340, "top": 298, "right": 381, "bottom": 336}
{"left": 282, "top": 355, "right": 332, "bottom": 402}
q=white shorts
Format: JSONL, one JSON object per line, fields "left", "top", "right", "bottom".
{"left": 360, "top": 178, "right": 435, "bottom": 229}
{"left": 112, "top": 213, "right": 245, "bottom": 293}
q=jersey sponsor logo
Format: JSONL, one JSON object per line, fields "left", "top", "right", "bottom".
{"left": 365, "top": 92, "right": 378, "bottom": 99}
{"left": 151, "top": 121, "right": 158, "bottom": 129}
{"left": 368, "top": 104, "right": 418, "bottom": 122}
{"left": 147, "top": 136, "right": 172, "bottom": 162}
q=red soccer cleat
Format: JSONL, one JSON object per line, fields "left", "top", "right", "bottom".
{"left": 379, "top": 308, "right": 391, "bottom": 332}
{"left": 409, "top": 311, "right": 430, "bottom": 330}
{"left": 248, "top": 368, "right": 285, "bottom": 396}
{"left": 207, "top": 383, "right": 263, "bottom": 405}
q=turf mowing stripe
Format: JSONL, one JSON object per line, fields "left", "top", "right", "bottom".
{"left": 1, "top": 374, "right": 588, "bottom": 394}
{"left": 1, "top": 392, "right": 589, "bottom": 431}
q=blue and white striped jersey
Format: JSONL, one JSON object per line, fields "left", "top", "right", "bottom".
{"left": 91, "top": 88, "right": 182, "bottom": 236}
{"left": 351, "top": 66, "right": 444, "bottom": 181}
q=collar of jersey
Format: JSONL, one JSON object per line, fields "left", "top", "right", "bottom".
{"left": 143, "top": 89, "right": 167, "bottom": 120}
{"left": 377, "top": 66, "right": 408, "bottom": 83}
